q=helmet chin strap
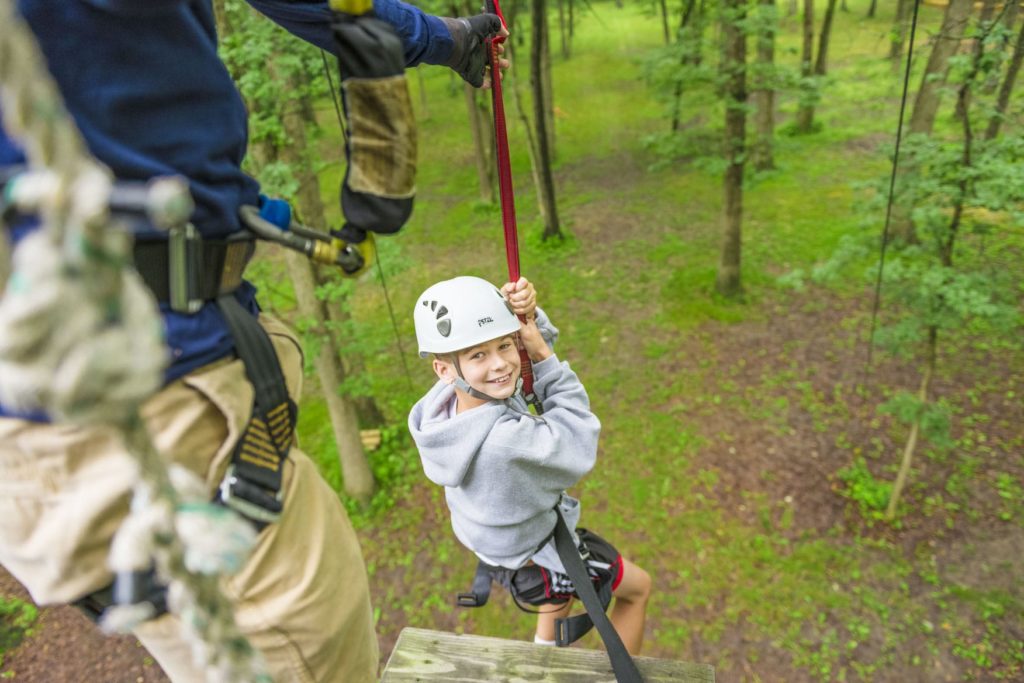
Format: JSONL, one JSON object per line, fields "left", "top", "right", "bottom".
{"left": 452, "top": 357, "right": 521, "bottom": 402}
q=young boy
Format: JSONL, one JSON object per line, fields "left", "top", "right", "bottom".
{"left": 408, "top": 275, "right": 651, "bottom": 652}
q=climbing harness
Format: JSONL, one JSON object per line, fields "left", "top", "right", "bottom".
{"left": 0, "top": 2, "right": 270, "bottom": 680}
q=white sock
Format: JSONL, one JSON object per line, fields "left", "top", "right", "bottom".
{"left": 533, "top": 634, "right": 557, "bottom": 646}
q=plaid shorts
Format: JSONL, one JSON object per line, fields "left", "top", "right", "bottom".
{"left": 491, "top": 528, "right": 624, "bottom": 606}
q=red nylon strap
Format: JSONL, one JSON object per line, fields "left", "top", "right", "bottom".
{"left": 485, "top": 3, "right": 538, "bottom": 408}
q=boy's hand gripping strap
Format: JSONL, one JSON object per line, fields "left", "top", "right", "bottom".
{"left": 553, "top": 508, "right": 645, "bottom": 683}
{"left": 484, "top": 0, "right": 542, "bottom": 414}
{"left": 329, "top": 0, "right": 416, "bottom": 245}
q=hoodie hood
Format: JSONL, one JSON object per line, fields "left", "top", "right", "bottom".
{"left": 408, "top": 381, "right": 507, "bottom": 487}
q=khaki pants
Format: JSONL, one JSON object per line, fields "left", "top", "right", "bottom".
{"left": 0, "top": 315, "right": 379, "bottom": 682}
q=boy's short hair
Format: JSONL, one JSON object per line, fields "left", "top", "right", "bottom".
{"left": 414, "top": 276, "right": 519, "bottom": 358}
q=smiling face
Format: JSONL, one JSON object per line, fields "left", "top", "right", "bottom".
{"left": 433, "top": 334, "right": 522, "bottom": 411}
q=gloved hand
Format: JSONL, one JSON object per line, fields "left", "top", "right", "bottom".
{"left": 442, "top": 14, "right": 507, "bottom": 88}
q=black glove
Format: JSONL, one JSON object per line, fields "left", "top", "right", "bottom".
{"left": 442, "top": 14, "right": 503, "bottom": 88}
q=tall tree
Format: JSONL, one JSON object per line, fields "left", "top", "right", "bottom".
{"left": 558, "top": 0, "right": 571, "bottom": 57}
{"left": 908, "top": 0, "right": 974, "bottom": 136}
{"left": 464, "top": 85, "right": 496, "bottom": 202}
{"left": 716, "top": 0, "right": 746, "bottom": 297}
{"left": 659, "top": 0, "right": 672, "bottom": 44}
{"left": 530, "top": 0, "right": 562, "bottom": 239}
{"left": 813, "top": 0, "right": 838, "bottom": 76}
{"left": 752, "top": 0, "right": 777, "bottom": 170}
{"left": 985, "top": 12, "right": 1024, "bottom": 139}
{"left": 884, "top": 15, "right": 1016, "bottom": 519}
{"left": 866, "top": 0, "right": 877, "bottom": 19}
{"left": 670, "top": 0, "right": 703, "bottom": 133}
{"left": 889, "top": 0, "right": 912, "bottom": 63}
{"left": 794, "top": 0, "right": 816, "bottom": 133}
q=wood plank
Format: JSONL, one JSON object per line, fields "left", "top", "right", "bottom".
{"left": 380, "top": 628, "right": 714, "bottom": 683}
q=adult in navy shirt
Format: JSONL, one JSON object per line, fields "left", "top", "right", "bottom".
{"left": 0, "top": 1, "right": 505, "bottom": 681}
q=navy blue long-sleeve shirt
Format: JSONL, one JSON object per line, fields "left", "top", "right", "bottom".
{"left": 0, "top": 0, "right": 453, "bottom": 419}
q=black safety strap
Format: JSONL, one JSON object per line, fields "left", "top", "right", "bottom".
{"left": 553, "top": 508, "right": 644, "bottom": 683}
{"left": 457, "top": 560, "right": 495, "bottom": 607}
{"left": 215, "top": 293, "right": 296, "bottom": 530}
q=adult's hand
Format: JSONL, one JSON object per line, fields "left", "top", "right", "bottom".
{"left": 442, "top": 14, "right": 510, "bottom": 89}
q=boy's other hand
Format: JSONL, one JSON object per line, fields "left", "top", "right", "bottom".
{"left": 518, "top": 316, "right": 552, "bottom": 362}
{"left": 502, "top": 277, "right": 537, "bottom": 318}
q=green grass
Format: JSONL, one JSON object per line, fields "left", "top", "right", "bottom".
{"left": 0, "top": 596, "right": 38, "bottom": 673}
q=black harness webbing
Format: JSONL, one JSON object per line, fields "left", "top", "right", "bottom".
{"left": 215, "top": 293, "right": 297, "bottom": 529}
{"left": 456, "top": 511, "right": 644, "bottom": 682}
{"left": 552, "top": 509, "right": 644, "bottom": 683}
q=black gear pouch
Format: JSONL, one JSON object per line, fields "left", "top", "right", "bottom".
{"left": 331, "top": 12, "right": 417, "bottom": 242}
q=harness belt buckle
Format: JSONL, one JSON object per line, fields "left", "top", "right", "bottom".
{"left": 456, "top": 593, "right": 483, "bottom": 607}
{"left": 218, "top": 464, "right": 283, "bottom": 525}
{"left": 168, "top": 222, "right": 203, "bottom": 313}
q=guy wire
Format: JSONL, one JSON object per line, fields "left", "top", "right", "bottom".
{"left": 865, "top": 0, "right": 922, "bottom": 377}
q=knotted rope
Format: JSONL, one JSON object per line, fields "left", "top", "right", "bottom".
{"left": 0, "top": 4, "right": 268, "bottom": 681}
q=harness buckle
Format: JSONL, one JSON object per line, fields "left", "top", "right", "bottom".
{"left": 218, "top": 464, "right": 283, "bottom": 525}
{"left": 168, "top": 222, "right": 203, "bottom": 313}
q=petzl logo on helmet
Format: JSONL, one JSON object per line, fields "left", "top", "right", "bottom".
{"left": 477, "top": 316, "right": 493, "bottom": 327}
{"left": 422, "top": 300, "right": 451, "bottom": 337}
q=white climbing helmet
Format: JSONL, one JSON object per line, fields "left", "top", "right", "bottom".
{"left": 414, "top": 276, "right": 521, "bottom": 357}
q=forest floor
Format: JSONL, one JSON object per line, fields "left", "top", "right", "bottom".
{"left": 2, "top": 1, "right": 1022, "bottom": 681}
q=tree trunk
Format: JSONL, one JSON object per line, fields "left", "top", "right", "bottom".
{"left": 670, "top": 0, "right": 701, "bottom": 132}
{"left": 278, "top": 85, "right": 375, "bottom": 505}
{"left": 814, "top": 0, "right": 838, "bottom": 76}
{"left": 889, "top": 0, "right": 911, "bottom": 62}
{"left": 908, "top": 0, "right": 974, "bottom": 136}
{"left": 752, "top": 0, "right": 776, "bottom": 171}
{"left": 416, "top": 65, "right": 429, "bottom": 118}
{"left": 285, "top": 252, "right": 375, "bottom": 505}
{"left": 956, "top": 0, "right": 998, "bottom": 123}
{"left": 717, "top": 0, "right": 746, "bottom": 297}
{"left": 540, "top": 1, "right": 556, "bottom": 160}
{"left": 795, "top": 0, "right": 816, "bottom": 132}
{"left": 508, "top": 43, "right": 548, "bottom": 227}
{"left": 465, "top": 84, "right": 496, "bottom": 203}
{"left": 787, "top": 0, "right": 797, "bottom": 18}
{"left": 982, "top": 1, "right": 1018, "bottom": 94}
{"left": 531, "top": 0, "right": 562, "bottom": 240}
{"left": 568, "top": 0, "right": 574, "bottom": 40}
{"left": 660, "top": 0, "right": 672, "bottom": 44}
{"left": 558, "top": 0, "right": 571, "bottom": 58}
{"left": 985, "top": 13, "right": 1024, "bottom": 139}
{"left": 866, "top": 0, "right": 877, "bottom": 19}
{"left": 885, "top": 326, "right": 936, "bottom": 520}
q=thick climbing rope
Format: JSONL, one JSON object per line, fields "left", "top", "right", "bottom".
{"left": 0, "top": 4, "right": 269, "bottom": 681}
{"left": 485, "top": 1, "right": 542, "bottom": 413}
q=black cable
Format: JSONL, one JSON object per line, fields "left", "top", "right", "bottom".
{"left": 374, "top": 247, "right": 416, "bottom": 395}
{"left": 319, "top": 49, "right": 348, "bottom": 143}
{"left": 866, "top": 0, "right": 921, "bottom": 374}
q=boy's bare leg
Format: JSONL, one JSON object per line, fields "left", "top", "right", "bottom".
{"left": 609, "top": 558, "right": 652, "bottom": 654}
{"left": 535, "top": 599, "right": 573, "bottom": 642}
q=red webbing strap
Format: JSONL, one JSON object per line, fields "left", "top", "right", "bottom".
{"left": 486, "top": 2, "right": 541, "bottom": 412}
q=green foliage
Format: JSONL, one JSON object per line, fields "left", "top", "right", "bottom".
{"left": 0, "top": 596, "right": 38, "bottom": 669}
{"left": 838, "top": 458, "right": 892, "bottom": 518}
{"left": 878, "top": 391, "right": 954, "bottom": 451}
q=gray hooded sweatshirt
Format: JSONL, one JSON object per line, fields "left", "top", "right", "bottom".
{"left": 408, "top": 310, "right": 601, "bottom": 570}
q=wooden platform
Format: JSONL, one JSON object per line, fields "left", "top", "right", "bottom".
{"left": 381, "top": 627, "right": 715, "bottom": 682}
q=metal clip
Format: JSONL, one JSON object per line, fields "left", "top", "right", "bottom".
{"left": 218, "top": 465, "right": 283, "bottom": 525}
{"left": 168, "top": 222, "right": 202, "bottom": 313}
